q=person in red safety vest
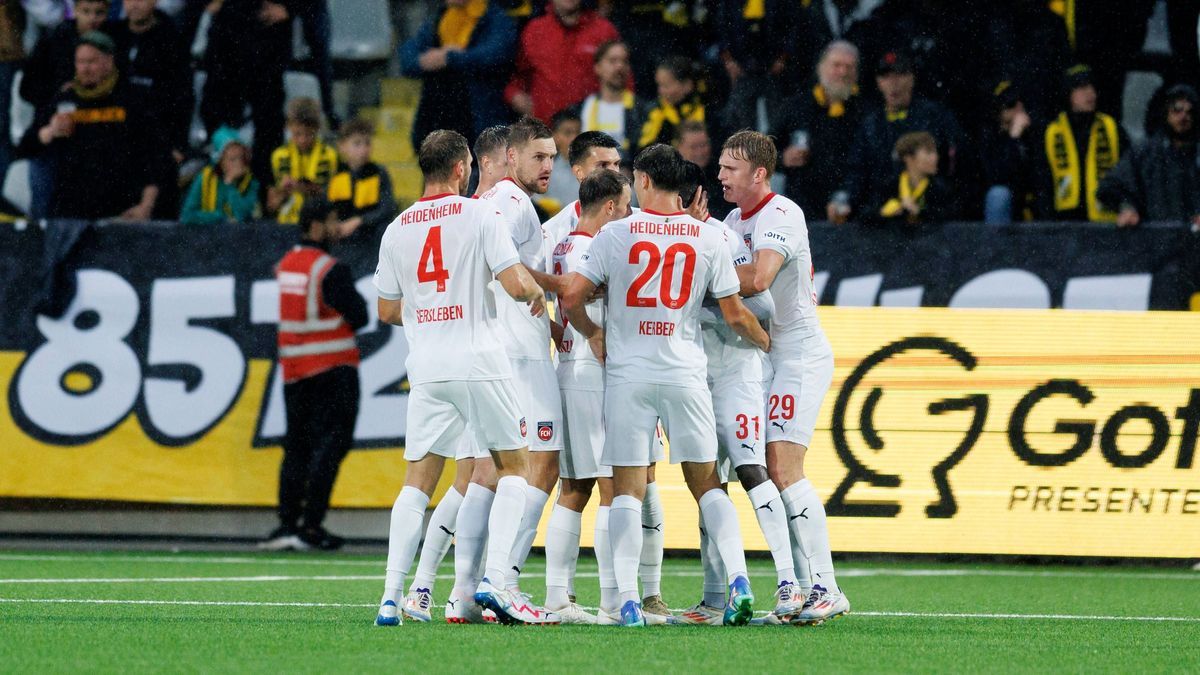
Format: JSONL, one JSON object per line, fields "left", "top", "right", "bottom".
{"left": 262, "top": 196, "right": 369, "bottom": 552}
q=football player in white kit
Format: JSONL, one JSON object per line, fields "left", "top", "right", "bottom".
{"left": 541, "top": 130, "right": 673, "bottom": 622}
{"left": 401, "top": 124, "right": 511, "bottom": 623}
{"left": 718, "top": 130, "right": 849, "bottom": 623}
{"left": 478, "top": 117, "right": 564, "bottom": 601}
{"left": 372, "top": 130, "right": 556, "bottom": 626}
{"left": 561, "top": 144, "right": 770, "bottom": 627}
{"left": 543, "top": 170, "right": 631, "bottom": 624}
{"left": 667, "top": 161, "right": 806, "bottom": 625}
{"left": 472, "top": 125, "right": 511, "bottom": 197}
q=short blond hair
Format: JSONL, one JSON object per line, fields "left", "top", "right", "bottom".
{"left": 721, "top": 129, "right": 777, "bottom": 175}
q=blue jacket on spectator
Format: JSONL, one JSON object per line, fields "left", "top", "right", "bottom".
{"left": 399, "top": 3, "right": 516, "bottom": 147}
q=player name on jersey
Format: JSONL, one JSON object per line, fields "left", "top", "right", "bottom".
{"left": 630, "top": 220, "right": 701, "bottom": 237}
{"left": 639, "top": 320, "right": 676, "bottom": 336}
{"left": 400, "top": 200, "right": 463, "bottom": 225}
{"left": 415, "top": 305, "right": 465, "bottom": 323}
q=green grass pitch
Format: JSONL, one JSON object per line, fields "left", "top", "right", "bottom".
{"left": 0, "top": 550, "right": 1197, "bottom": 673}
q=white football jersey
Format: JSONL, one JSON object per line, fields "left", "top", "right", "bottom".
{"left": 703, "top": 219, "right": 770, "bottom": 384}
{"left": 579, "top": 210, "right": 740, "bottom": 389}
{"left": 480, "top": 177, "right": 553, "bottom": 361}
{"left": 725, "top": 193, "right": 819, "bottom": 341}
{"left": 375, "top": 194, "right": 520, "bottom": 385}
{"left": 552, "top": 229, "right": 603, "bottom": 365}
{"left": 543, "top": 200, "right": 581, "bottom": 256}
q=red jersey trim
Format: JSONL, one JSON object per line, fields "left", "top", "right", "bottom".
{"left": 641, "top": 208, "right": 685, "bottom": 216}
{"left": 567, "top": 230, "right": 594, "bottom": 238}
{"left": 740, "top": 192, "right": 777, "bottom": 220}
{"left": 418, "top": 193, "right": 455, "bottom": 202}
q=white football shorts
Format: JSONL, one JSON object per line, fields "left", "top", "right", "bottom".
{"left": 603, "top": 382, "right": 717, "bottom": 467}
{"left": 404, "top": 378, "right": 527, "bottom": 461}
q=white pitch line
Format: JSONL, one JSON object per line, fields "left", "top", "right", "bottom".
{"left": 0, "top": 597, "right": 375, "bottom": 608}
{"left": 0, "top": 566, "right": 1195, "bottom": 583}
{"left": 0, "top": 554, "right": 381, "bottom": 567}
{"left": 0, "top": 597, "right": 1197, "bottom": 623}
{"left": 853, "top": 611, "right": 1200, "bottom": 623}
{"left": 0, "top": 575, "right": 381, "bottom": 584}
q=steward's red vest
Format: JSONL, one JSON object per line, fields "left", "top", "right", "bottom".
{"left": 276, "top": 245, "right": 360, "bottom": 383}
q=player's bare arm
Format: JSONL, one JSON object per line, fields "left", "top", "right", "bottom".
{"left": 528, "top": 267, "right": 567, "bottom": 296}
{"left": 737, "top": 248, "right": 785, "bottom": 296}
{"left": 717, "top": 293, "right": 770, "bottom": 352}
{"left": 560, "top": 272, "right": 605, "bottom": 362}
{"left": 377, "top": 297, "right": 403, "bottom": 326}
{"left": 560, "top": 272, "right": 599, "bottom": 338}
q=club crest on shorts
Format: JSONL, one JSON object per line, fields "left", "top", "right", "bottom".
{"left": 537, "top": 421, "right": 554, "bottom": 442}
{"left": 520, "top": 417, "right": 527, "bottom": 437}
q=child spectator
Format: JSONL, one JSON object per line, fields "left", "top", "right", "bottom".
{"left": 326, "top": 117, "right": 396, "bottom": 238}
{"left": 267, "top": 98, "right": 338, "bottom": 224}
{"left": 870, "top": 131, "right": 952, "bottom": 226}
{"left": 180, "top": 126, "right": 260, "bottom": 225}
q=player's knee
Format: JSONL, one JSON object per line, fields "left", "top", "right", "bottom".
{"left": 735, "top": 464, "right": 770, "bottom": 491}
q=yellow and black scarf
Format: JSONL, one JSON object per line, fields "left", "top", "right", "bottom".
{"left": 1044, "top": 111, "right": 1119, "bottom": 221}
{"left": 200, "top": 165, "right": 254, "bottom": 215}
{"left": 880, "top": 173, "right": 929, "bottom": 223}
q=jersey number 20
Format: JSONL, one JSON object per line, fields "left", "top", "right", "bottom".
{"left": 626, "top": 242, "right": 696, "bottom": 309}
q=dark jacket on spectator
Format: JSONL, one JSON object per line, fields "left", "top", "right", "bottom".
{"left": 606, "top": 1, "right": 709, "bottom": 95}
{"left": 18, "top": 21, "right": 80, "bottom": 108}
{"left": 400, "top": 3, "right": 516, "bottom": 147}
{"left": 712, "top": 0, "right": 807, "bottom": 78}
{"left": 840, "top": 96, "right": 962, "bottom": 216}
{"left": 327, "top": 162, "right": 397, "bottom": 236}
{"left": 987, "top": 2, "right": 1072, "bottom": 123}
{"left": 18, "top": 74, "right": 169, "bottom": 219}
{"left": 105, "top": 10, "right": 193, "bottom": 156}
{"left": 866, "top": 171, "right": 953, "bottom": 226}
{"left": 504, "top": 4, "right": 620, "bottom": 122}
{"left": 980, "top": 122, "right": 1038, "bottom": 219}
{"left": 772, "top": 82, "right": 864, "bottom": 217}
{"left": 1097, "top": 133, "right": 1200, "bottom": 223}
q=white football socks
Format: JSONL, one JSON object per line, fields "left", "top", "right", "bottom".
{"left": 697, "top": 488, "right": 748, "bottom": 584}
{"left": 747, "top": 481, "right": 796, "bottom": 587}
{"left": 453, "top": 482, "right": 494, "bottom": 597}
{"left": 698, "top": 513, "right": 726, "bottom": 609}
{"left": 484, "top": 475, "right": 528, "bottom": 585}
{"left": 544, "top": 504, "right": 582, "bottom": 610}
{"left": 409, "top": 485, "right": 464, "bottom": 593}
{"left": 609, "top": 495, "right": 643, "bottom": 605}
{"left": 781, "top": 478, "right": 840, "bottom": 594}
{"left": 595, "top": 505, "right": 618, "bottom": 612}
{"left": 505, "top": 485, "right": 550, "bottom": 590}
{"left": 382, "top": 486, "right": 430, "bottom": 606}
{"left": 639, "top": 482, "right": 664, "bottom": 598}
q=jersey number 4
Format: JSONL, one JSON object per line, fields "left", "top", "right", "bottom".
{"left": 626, "top": 242, "right": 696, "bottom": 309}
{"left": 418, "top": 226, "right": 449, "bottom": 292}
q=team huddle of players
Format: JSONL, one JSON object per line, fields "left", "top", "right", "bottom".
{"left": 371, "top": 116, "right": 850, "bottom": 627}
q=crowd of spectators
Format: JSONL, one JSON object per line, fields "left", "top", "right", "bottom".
{"left": 404, "top": 0, "right": 1200, "bottom": 227}
{"left": 1, "top": 0, "right": 394, "bottom": 231}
